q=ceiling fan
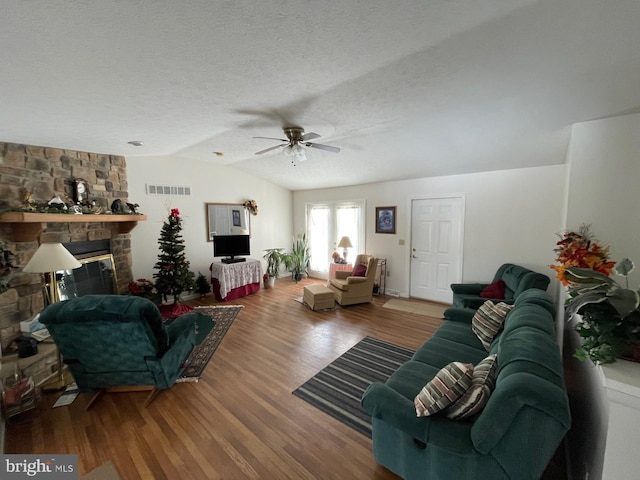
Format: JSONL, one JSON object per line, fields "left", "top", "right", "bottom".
{"left": 253, "top": 127, "right": 340, "bottom": 163}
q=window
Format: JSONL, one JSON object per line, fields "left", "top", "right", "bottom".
{"left": 306, "top": 201, "right": 365, "bottom": 277}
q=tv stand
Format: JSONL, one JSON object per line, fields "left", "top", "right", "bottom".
{"left": 210, "top": 259, "right": 262, "bottom": 301}
{"left": 221, "top": 257, "right": 246, "bottom": 264}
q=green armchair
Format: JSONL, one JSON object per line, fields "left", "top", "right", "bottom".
{"left": 39, "top": 295, "right": 199, "bottom": 407}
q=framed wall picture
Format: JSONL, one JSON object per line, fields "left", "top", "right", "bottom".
{"left": 376, "top": 206, "right": 396, "bottom": 234}
{"left": 232, "top": 209, "right": 241, "bottom": 227}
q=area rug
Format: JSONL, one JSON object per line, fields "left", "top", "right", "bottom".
{"left": 176, "top": 305, "right": 243, "bottom": 382}
{"left": 80, "top": 461, "right": 121, "bottom": 480}
{"left": 292, "top": 336, "right": 414, "bottom": 438}
{"left": 383, "top": 298, "right": 448, "bottom": 318}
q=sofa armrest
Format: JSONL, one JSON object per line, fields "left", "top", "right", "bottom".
{"left": 362, "top": 383, "right": 429, "bottom": 440}
{"left": 450, "top": 283, "right": 487, "bottom": 295}
{"left": 362, "top": 383, "right": 474, "bottom": 453}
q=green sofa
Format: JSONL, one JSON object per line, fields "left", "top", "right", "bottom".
{"left": 40, "top": 295, "right": 200, "bottom": 406}
{"left": 361, "top": 289, "right": 570, "bottom": 480}
{"left": 450, "top": 263, "right": 550, "bottom": 309}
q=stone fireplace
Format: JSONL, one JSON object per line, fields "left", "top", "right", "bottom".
{"left": 0, "top": 142, "right": 137, "bottom": 352}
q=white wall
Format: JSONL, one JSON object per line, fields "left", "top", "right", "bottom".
{"left": 127, "top": 155, "right": 293, "bottom": 282}
{"left": 294, "top": 164, "right": 567, "bottom": 297}
{"left": 563, "top": 112, "right": 640, "bottom": 480}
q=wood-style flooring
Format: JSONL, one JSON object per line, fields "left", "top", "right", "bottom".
{"left": 6, "top": 278, "right": 443, "bottom": 479}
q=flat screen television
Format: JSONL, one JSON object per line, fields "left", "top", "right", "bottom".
{"left": 213, "top": 235, "right": 250, "bottom": 263}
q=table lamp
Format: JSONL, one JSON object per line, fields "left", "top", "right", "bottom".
{"left": 337, "top": 236, "right": 353, "bottom": 263}
{"left": 23, "top": 242, "right": 81, "bottom": 390}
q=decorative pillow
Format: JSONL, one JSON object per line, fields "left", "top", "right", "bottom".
{"left": 479, "top": 279, "right": 506, "bottom": 299}
{"left": 446, "top": 354, "right": 498, "bottom": 420}
{"left": 472, "top": 301, "right": 513, "bottom": 350}
{"left": 414, "top": 362, "right": 474, "bottom": 417}
{"left": 352, "top": 264, "right": 367, "bottom": 277}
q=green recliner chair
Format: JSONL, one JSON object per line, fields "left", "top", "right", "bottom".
{"left": 450, "top": 263, "right": 550, "bottom": 309}
{"left": 39, "top": 295, "right": 199, "bottom": 407}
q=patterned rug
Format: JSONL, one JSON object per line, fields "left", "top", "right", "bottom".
{"left": 292, "top": 336, "right": 414, "bottom": 437}
{"left": 176, "top": 305, "right": 243, "bottom": 382}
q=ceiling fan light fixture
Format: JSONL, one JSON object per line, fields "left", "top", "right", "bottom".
{"left": 292, "top": 143, "right": 305, "bottom": 155}
{"left": 294, "top": 151, "right": 308, "bottom": 163}
{"left": 283, "top": 145, "right": 293, "bottom": 156}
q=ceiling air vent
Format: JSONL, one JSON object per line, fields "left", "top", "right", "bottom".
{"left": 145, "top": 184, "right": 192, "bottom": 196}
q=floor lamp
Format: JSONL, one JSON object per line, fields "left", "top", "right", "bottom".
{"left": 23, "top": 242, "right": 81, "bottom": 391}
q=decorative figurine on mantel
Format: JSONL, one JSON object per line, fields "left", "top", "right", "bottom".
{"left": 110, "top": 198, "right": 141, "bottom": 214}
{"left": 73, "top": 178, "right": 90, "bottom": 205}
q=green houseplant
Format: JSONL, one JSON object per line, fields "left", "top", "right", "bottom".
{"left": 283, "top": 234, "right": 311, "bottom": 282}
{"left": 565, "top": 261, "right": 640, "bottom": 364}
{"left": 262, "top": 248, "right": 284, "bottom": 288}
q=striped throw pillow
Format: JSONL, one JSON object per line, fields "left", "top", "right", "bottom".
{"left": 414, "top": 362, "right": 474, "bottom": 417}
{"left": 446, "top": 354, "right": 498, "bottom": 420}
{"left": 472, "top": 301, "right": 513, "bottom": 350}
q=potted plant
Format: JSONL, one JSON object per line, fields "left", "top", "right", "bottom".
{"left": 262, "top": 248, "right": 284, "bottom": 289}
{"left": 283, "top": 233, "right": 311, "bottom": 282}
{"left": 195, "top": 272, "right": 212, "bottom": 297}
{"left": 564, "top": 260, "right": 640, "bottom": 364}
{"left": 551, "top": 224, "right": 640, "bottom": 364}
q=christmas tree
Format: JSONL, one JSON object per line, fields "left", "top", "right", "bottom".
{"left": 153, "top": 208, "right": 196, "bottom": 305}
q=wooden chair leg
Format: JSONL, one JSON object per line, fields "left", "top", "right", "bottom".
{"left": 143, "top": 388, "right": 162, "bottom": 408}
{"left": 86, "top": 390, "right": 105, "bottom": 410}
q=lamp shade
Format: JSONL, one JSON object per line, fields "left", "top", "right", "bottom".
{"left": 337, "top": 236, "right": 353, "bottom": 249}
{"left": 23, "top": 243, "right": 82, "bottom": 273}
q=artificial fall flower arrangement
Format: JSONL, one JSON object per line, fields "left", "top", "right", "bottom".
{"left": 550, "top": 224, "right": 615, "bottom": 286}
{"left": 550, "top": 224, "right": 640, "bottom": 364}
{"left": 243, "top": 200, "right": 258, "bottom": 216}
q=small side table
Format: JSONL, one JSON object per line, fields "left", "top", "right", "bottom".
{"left": 329, "top": 262, "right": 352, "bottom": 279}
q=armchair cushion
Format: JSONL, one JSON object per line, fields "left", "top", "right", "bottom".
{"left": 352, "top": 263, "right": 367, "bottom": 277}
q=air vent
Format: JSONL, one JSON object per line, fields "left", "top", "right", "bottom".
{"left": 145, "top": 184, "right": 192, "bottom": 196}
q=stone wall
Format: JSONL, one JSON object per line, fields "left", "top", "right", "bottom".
{"left": 0, "top": 142, "right": 134, "bottom": 351}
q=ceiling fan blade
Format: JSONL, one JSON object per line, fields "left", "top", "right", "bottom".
{"left": 255, "top": 144, "right": 285, "bottom": 155}
{"left": 306, "top": 142, "right": 341, "bottom": 153}
{"left": 300, "top": 132, "right": 320, "bottom": 141}
{"left": 253, "top": 136, "right": 288, "bottom": 142}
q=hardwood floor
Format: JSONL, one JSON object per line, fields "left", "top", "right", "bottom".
{"left": 5, "top": 278, "right": 443, "bottom": 479}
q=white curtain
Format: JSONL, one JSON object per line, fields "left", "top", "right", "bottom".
{"left": 306, "top": 201, "right": 365, "bottom": 277}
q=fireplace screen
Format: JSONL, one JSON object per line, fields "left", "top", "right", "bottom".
{"left": 56, "top": 254, "right": 118, "bottom": 301}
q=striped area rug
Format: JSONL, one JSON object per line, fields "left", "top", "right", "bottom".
{"left": 292, "top": 336, "right": 414, "bottom": 438}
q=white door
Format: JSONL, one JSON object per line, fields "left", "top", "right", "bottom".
{"left": 410, "top": 197, "right": 464, "bottom": 303}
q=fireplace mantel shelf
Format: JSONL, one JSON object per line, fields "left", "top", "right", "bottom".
{"left": 0, "top": 212, "right": 147, "bottom": 241}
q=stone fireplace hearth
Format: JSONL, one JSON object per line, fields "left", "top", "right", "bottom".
{"left": 0, "top": 141, "right": 138, "bottom": 352}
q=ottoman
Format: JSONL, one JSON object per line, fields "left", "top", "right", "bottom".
{"left": 303, "top": 284, "right": 335, "bottom": 311}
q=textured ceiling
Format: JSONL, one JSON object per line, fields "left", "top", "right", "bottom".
{"left": 1, "top": 0, "right": 639, "bottom": 190}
